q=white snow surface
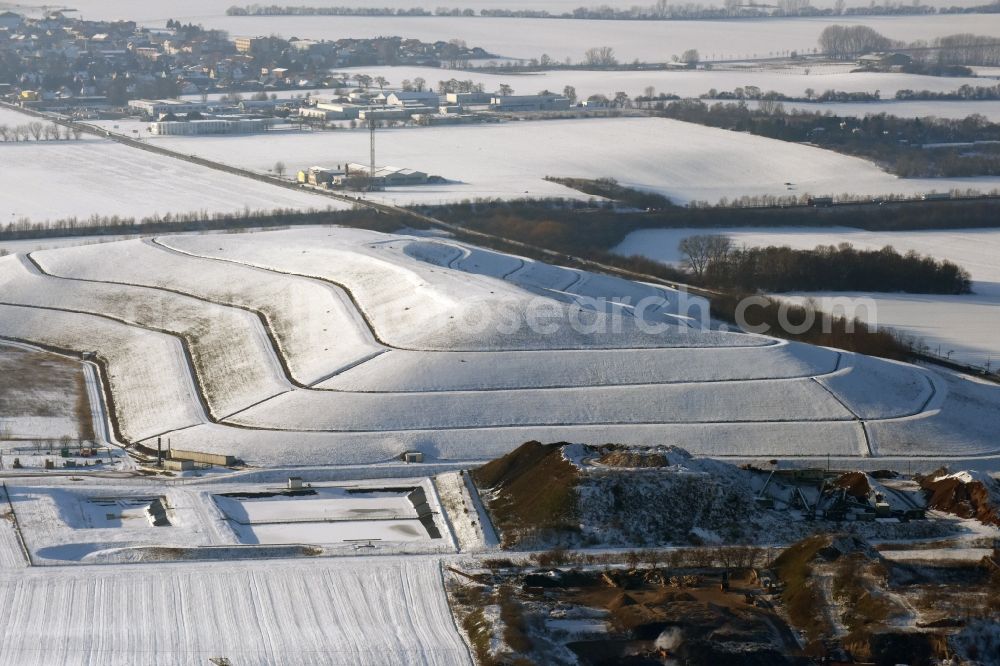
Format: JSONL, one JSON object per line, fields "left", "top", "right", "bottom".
{"left": 0, "top": 557, "right": 471, "bottom": 665}
{"left": 134, "top": 13, "right": 1000, "bottom": 62}
{"left": 0, "top": 137, "right": 340, "bottom": 224}
{"left": 1, "top": 227, "right": 997, "bottom": 466}
{"left": 133, "top": 117, "right": 1000, "bottom": 205}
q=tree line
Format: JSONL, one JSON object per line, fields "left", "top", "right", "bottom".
{"left": 678, "top": 235, "right": 972, "bottom": 294}
{"left": 819, "top": 24, "right": 1000, "bottom": 67}
{"left": 225, "top": 2, "right": 999, "bottom": 21}
{"left": 0, "top": 206, "right": 423, "bottom": 241}
{"left": 0, "top": 122, "right": 84, "bottom": 142}
{"left": 819, "top": 25, "right": 896, "bottom": 60}
{"left": 543, "top": 177, "right": 673, "bottom": 210}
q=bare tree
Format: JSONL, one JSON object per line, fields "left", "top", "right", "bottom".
{"left": 562, "top": 85, "right": 577, "bottom": 105}
{"left": 374, "top": 76, "right": 389, "bottom": 91}
{"left": 498, "top": 83, "right": 514, "bottom": 96}
{"left": 678, "top": 235, "right": 733, "bottom": 278}
{"left": 681, "top": 48, "right": 700, "bottom": 65}
{"left": 273, "top": 161, "right": 286, "bottom": 178}
{"left": 0, "top": 125, "right": 8, "bottom": 142}
{"left": 28, "top": 121, "right": 44, "bottom": 141}
{"left": 758, "top": 93, "right": 780, "bottom": 114}
{"left": 583, "top": 46, "right": 617, "bottom": 66}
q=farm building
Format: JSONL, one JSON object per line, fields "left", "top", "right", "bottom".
{"left": 345, "top": 163, "right": 429, "bottom": 186}
{"left": 298, "top": 165, "right": 347, "bottom": 186}
{"left": 857, "top": 52, "right": 913, "bottom": 71}
{"left": 490, "top": 94, "right": 571, "bottom": 112}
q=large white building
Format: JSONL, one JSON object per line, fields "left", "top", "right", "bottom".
{"left": 128, "top": 99, "right": 208, "bottom": 117}
{"left": 148, "top": 118, "right": 274, "bottom": 136}
{"left": 300, "top": 102, "right": 362, "bottom": 120}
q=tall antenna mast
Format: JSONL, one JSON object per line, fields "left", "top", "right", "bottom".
{"left": 368, "top": 115, "right": 376, "bottom": 192}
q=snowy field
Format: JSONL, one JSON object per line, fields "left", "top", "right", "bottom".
{"left": 18, "top": 2, "right": 997, "bottom": 61}
{"left": 45, "top": 0, "right": 997, "bottom": 24}
{"left": 336, "top": 63, "right": 996, "bottom": 102}
{"left": 0, "top": 134, "right": 339, "bottom": 224}
{"left": 0, "top": 106, "right": 52, "bottom": 127}
{"left": 0, "top": 557, "right": 471, "bottom": 665}
{"left": 135, "top": 117, "right": 1000, "bottom": 205}
{"left": 0, "top": 226, "right": 997, "bottom": 466}
{"left": 147, "top": 14, "right": 1000, "bottom": 62}
{"left": 614, "top": 226, "right": 1000, "bottom": 366}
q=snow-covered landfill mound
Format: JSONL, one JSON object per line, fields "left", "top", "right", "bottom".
{"left": 0, "top": 226, "right": 997, "bottom": 466}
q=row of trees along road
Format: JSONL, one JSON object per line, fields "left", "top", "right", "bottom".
{"left": 0, "top": 122, "right": 83, "bottom": 141}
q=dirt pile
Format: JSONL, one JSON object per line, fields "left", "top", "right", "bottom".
{"left": 472, "top": 441, "right": 580, "bottom": 547}
{"left": 831, "top": 471, "right": 873, "bottom": 500}
{"left": 919, "top": 469, "right": 1000, "bottom": 526}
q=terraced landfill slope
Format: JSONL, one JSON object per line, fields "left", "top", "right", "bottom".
{"left": 1, "top": 226, "right": 997, "bottom": 467}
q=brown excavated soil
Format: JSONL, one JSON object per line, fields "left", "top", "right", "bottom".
{"left": 832, "top": 471, "right": 872, "bottom": 500}
{"left": 472, "top": 441, "right": 580, "bottom": 546}
{"left": 920, "top": 471, "right": 1000, "bottom": 526}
